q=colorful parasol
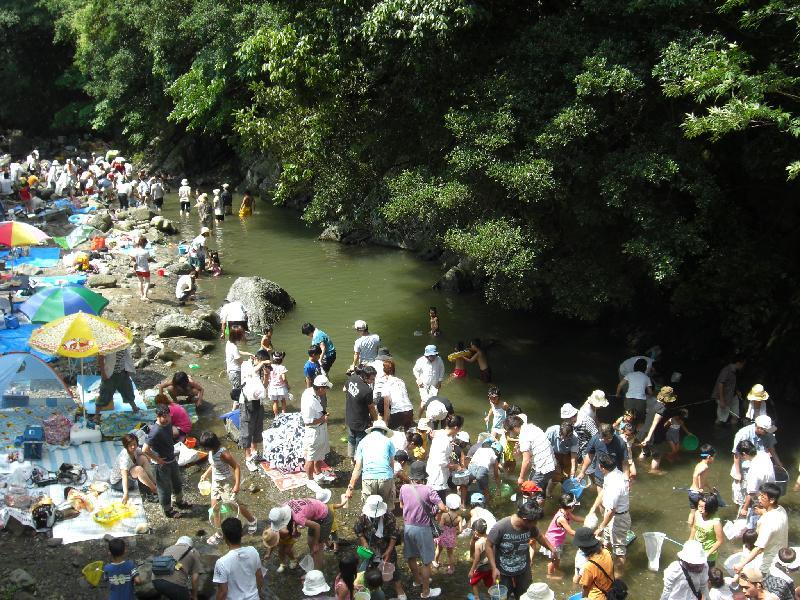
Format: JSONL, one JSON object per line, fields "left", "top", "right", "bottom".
{"left": 29, "top": 312, "right": 132, "bottom": 424}
{"left": 0, "top": 221, "right": 50, "bottom": 247}
{"left": 28, "top": 312, "right": 132, "bottom": 358}
{"left": 19, "top": 285, "right": 109, "bottom": 323}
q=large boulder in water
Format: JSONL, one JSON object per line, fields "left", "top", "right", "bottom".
{"left": 225, "top": 276, "right": 295, "bottom": 333}
{"left": 154, "top": 314, "right": 216, "bottom": 340}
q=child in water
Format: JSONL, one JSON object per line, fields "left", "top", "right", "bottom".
{"left": 206, "top": 250, "right": 222, "bottom": 277}
{"left": 267, "top": 351, "right": 289, "bottom": 416}
{"left": 238, "top": 189, "right": 254, "bottom": 218}
{"left": 687, "top": 443, "right": 716, "bottom": 524}
{"left": 663, "top": 408, "right": 691, "bottom": 463}
{"left": 433, "top": 494, "right": 463, "bottom": 573}
{"left": 429, "top": 306, "right": 441, "bottom": 336}
{"left": 464, "top": 338, "right": 492, "bottom": 382}
{"left": 484, "top": 386, "right": 508, "bottom": 435}
{"left": 451, "top": 341, "right": 469, "bottom": 379}
{"left": 542, "top": 492, "right": 584, "bottom": 579}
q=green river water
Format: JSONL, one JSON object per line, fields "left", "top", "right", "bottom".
{"left": 158, "top": 197, "right": 798, "bottom": 598}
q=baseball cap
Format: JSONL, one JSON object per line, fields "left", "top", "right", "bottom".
{"left": 353, "top": 319, "right": 367, "bottom": 330}
{"left": 313, "top": 375, "right": 333, "bottom": 388}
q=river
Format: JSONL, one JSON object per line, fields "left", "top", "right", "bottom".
{"left": 160, "top": 196, "right": 798, "bottom": 598}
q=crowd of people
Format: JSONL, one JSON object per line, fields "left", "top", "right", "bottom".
{"left": 5, "top": 152, "right": 796, "bottom": 599}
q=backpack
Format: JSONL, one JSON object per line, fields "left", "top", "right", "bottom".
{"left": 151, "top": 546, "right": 192, "bottom": 577}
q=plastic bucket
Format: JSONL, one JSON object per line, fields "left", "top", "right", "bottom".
{"left": 185, "top": 436, "right": 197, "bottom": 449}
{"left": 681, "top": 434, "right": 699, "bottom": 451}
{"left": 82, "top": 561, "right": 104, "bottom": 587}
{"left": 500, "top": 483, "right": 514, "bottom": 499}
{"left": 157, "top": 268, "right": 166, "bottom": 277}
{"left": 568, "top": 594, "right": 584, "bottom": 600}
{"left": 381, "top": 560, "right": 395, "bottom": 581}
{"left": 488, "top": 584, "right": 508, "bottom": 600}
{"left": 775, "top": 466, "right": 789, "bottom": 496}
{"left": 356, "top": 545, "right": 374, "bottom": 560}
{"left": 198, "top": 480, "right": 211, "bottom": 496}
{"left": 562, "top": 477, "right": 584, "bottom": 499}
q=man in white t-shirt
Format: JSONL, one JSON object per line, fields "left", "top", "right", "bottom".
{"left": 115, "top": 177, "right": 133, "bottom": 209}
{"left": 212, "top": 518, "right": 263, "bottom": 600}
{"left": 175, "top": 271, "right": 197, "bottom": 306}
{"left": 618, "top": 355, "right": 654, "bottom": 378}
{"left": 350, "top": 319, "right": 380, "bottom": 372}
{"left": 504, "top": 415, "right": 556, "bottom": 488}
{"left": 220, "top": 299, "right": 248, "bottom": 339}
{"left": 412, "top": 344, "right": 445, "bottom": 408}
{"left": 735, "top": 482, "right": 789, "bottom": 576}
{"left": 615, "top": 357, "right": 653, "bottom": 423}
{"left": 300, "top": 375, "right": 332, "bottom": 483}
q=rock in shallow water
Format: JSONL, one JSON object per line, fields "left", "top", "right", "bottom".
{"left": 87, "top": 274, "right": 118, "bottom": 288}
{"left": 225, "top": 276, "right": 295, "bottom": 333}
{"left": 155, "top": 314, "right": 216, "bottom": 340}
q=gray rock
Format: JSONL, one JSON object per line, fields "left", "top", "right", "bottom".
{"left": 144, "top": 229, "right": 163, "bottom": 243}
{"left": 433, "top": 266, "right": 473, "bottom": 293}
{"left": 8, "top": 568, "right": 35, "bottom": 590}
{"left": 156, "top": 347, "right": 181, "bottom": 362}
{"left": 116, "top": 209, "right": 129, "bottom": 220}
{"left": 86, "top": 212, "right": 112, "bottom": 232}
{"left": 167, "top": 338, "right": 215, "bottom": 355}
{"left": 225, "top": 276, "right": 295, "bottom": 333}
{"left": 133, "top": 558, "right": 160, "bottom": 599}
{"left": 150, "top": 215, "right": 164, "bottom": 228}
{"left": 15, "top": 264, "right": 43, "bottom": 276}
{"left": 134, "top": 357, "right": 150, "bottom": 369}
{"left": 156, "top": 218, "right": 178, "bottom": 234}
{"left": 191, "top": 309, "right": 221, "bottom": 329}
{"left": 130, "top": 344, "right": 142, "bottom": 359}
{"left": 46, "top": 537, "right": 63, "bottom": 547}
{"left": 115, "top": 220, "right": 134, "bottom": 232}
{"left": 155, "top": 314, "right": 216, "bottom": 340}
{"left": 318, "top": 225, "right": 342, "bottom": 242}
{"left": 171, "top": 261, "right": 195, "bottom": 275}
{"left": 129, "top": 206, "right": 154, "bottom": 221}
{"left": 145, "top": 346, "right": 160, "bottom": 359}
{"left": 87, "top": 274, "right": 117, "bottom": 288}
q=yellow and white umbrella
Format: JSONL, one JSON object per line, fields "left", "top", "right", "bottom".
{"left": 29, "top": 312, "right": 132, "bottom": 421}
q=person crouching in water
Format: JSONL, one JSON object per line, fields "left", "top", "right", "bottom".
{"left": 198, "top": 432, "right": 258, "bottom": 545}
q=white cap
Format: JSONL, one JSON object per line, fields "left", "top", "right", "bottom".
{"left": 560, "top": 403, "right": 578, "bottom": 419}
{"left": 425, "top": 400, "right": 447, "bottom": 421}
{"left": 200, "top": 226, "right": 211, "bottom": 235}
{"left": 754, "top": 415, "right": 776, "bottom": 433}
{"left": 455, "top": 431, "right": 470, "bottom": 443}
{"left": 315, "top": 488, "right": 332, "bottom": 504}
{"left": 445, "top": 494, "right": 461, "bottom": 510}
{"left": 313, "top": 375, "right": 332, "bottom": 388}
{"left": 176, "top": 535, "right": 193, "bottom": 547}
{"left": 353, "top": 319, "right": 368, "bottom": 330}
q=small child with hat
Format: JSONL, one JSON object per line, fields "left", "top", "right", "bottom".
{"left": 302, "top": 570, "right": 331, "bottom": 598}
{"left": 433, "top": 493, "right": 463, "bottom": 573}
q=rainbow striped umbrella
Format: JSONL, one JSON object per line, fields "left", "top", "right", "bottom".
{"left": 0, "top": 221, "right": 50, "bottom": 247}
{"left": 19, "top": 285, "right": 109, "bottom": 323}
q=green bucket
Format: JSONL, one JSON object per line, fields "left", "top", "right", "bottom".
{"left": 681, "top": 433, "right": 699, "bottom": 451}
{"left": 356, "top": 545, "right": 374, "bottom": 560}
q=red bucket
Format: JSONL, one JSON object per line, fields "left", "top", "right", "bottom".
{"left": 157, "top": 268, "right": 166, "bottom": 277}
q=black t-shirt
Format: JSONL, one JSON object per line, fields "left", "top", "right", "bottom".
{"left": 220, "top": 190, "right": 233, "bottom": 205}
{"left": 145, "top": 422, "right": 175, "bottom": 462}
{"left": 345, "top": 373, "right": 374, "bottom": 432}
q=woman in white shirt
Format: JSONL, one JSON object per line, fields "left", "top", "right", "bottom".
{"left": 660, "top": 540, "right": 710, "bottom": 600}
{"left": 225, "top": 325, "right": 252, "bottom": 404}
{"left": 109, "top": 433, "right": 157, "bottom": 505}
{"left": 425, "top": 414, "right": 464, "bottom": 502}
{"left": 615, "top": 358, "right": 653, "bottom": 425}
{"left": 380, "top": 360, "right": 414, "bottom": 430}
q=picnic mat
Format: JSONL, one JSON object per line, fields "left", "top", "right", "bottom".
{"left": 0, "top": 247, "right": 61, "bottom": 268}
{"left": 99, "top": 405, "right": 198, "bottom": 440}
{"left": 0, "top": 406, "right": 73, "bottom": 450}
{"left": 29, "top": 274, "right": 88, "bottom": 288}
{"left": 0, "top": 324, "right": 53, "bottom": 362}
{"left": 38, "top": 440, "right": 120, "bottom": 472}
{"left": 47, "top": 482, "right": 147, "bottom": 544}
{"left": 77, "top": 374, "right": 147, "bottom": 414}
{"left": 260, "top": 462, "right": 333, "bottom": 492}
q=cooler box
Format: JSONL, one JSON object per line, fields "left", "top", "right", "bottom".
{"left": 22, "top": 424, "right": 45, "bottom": 460}
{"left": 4, "top": 314, "right": 19, "bottom": 330}
{"left": 70, "top": 423, "right": 102, "bottom": 445}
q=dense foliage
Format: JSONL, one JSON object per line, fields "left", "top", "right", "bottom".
{"left": 20, "top": 0, "right": 800, "bottom": 363}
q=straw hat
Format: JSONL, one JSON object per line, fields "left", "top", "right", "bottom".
{"left": 302, "top": 570, "right": 330, "bottom": 595}
{"left": 657, "top": 386, "right": 677, "bottom": 404}
{"left": 586, "top": 390, "right": 608, "bottom": 408}
{"left": 362, "top": 494, "right": 388, "bottom": 518}
{"left": 747, "top": 384, "right": 769, "bottom": 402}
{"left": 739, "top": 565, "right": 763, "bottom": 583}
{"left": 521, "top": 583, "right": 555, "bottom": 600}
{"left": 366, "top": 419, "right": 391, "bottom": 434}
{"left": 262, "top": 529, "right": 279, "bottom": 549}
{"left": 677, "top": 540, "right": 707, "bottom": 565}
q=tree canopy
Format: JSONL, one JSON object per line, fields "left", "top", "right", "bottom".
{"left": 18, "top": 0, "right": 800, "bottom": 365}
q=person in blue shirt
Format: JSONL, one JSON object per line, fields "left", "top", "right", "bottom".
{"left": 103, "top": 537, "right": 140, "bottom": 600}
{"left": 344, "top": 419, "right": 396, "bottom": 507}
{"left": 304, "top": 345, "right": 324, "bottom": 388}
{"left": 302, "top": 322, "right": 337, "bottom": 372}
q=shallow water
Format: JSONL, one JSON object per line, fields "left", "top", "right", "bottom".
{"left": 158, "top": 196, "right": 799, "bottom": 598}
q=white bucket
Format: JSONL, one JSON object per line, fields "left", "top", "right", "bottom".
{"left": 643, "top": 532, "right": 666, "bottom": 571}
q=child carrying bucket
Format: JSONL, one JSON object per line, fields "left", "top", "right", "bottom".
{"left": 541, "top": 492, "right": 584, "bottom": 579}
